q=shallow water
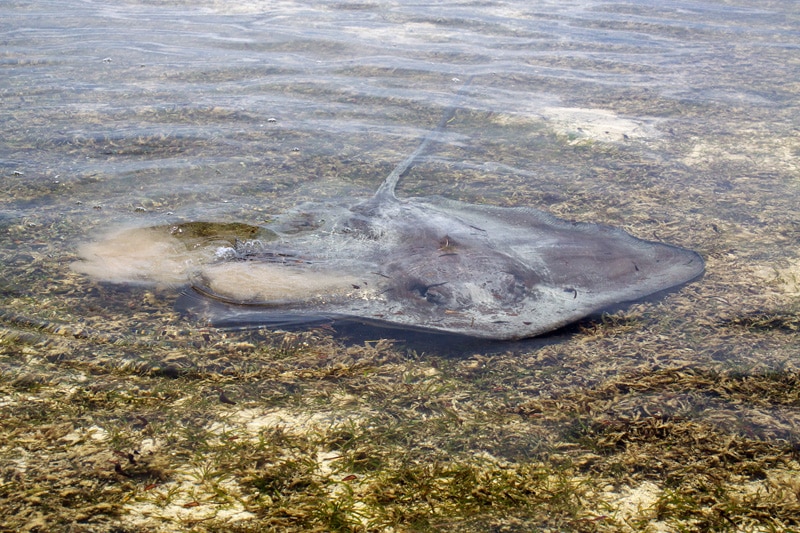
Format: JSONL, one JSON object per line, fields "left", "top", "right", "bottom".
{"left": 4, "top": 0, "right": 797, "bottom": 336}
{"left": 1, "top": 0, "right": 800, "bottom": 529}
{"left": 3, "top": 0, "right": 800, "bottom": 414}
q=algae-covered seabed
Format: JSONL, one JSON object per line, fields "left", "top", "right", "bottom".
{"left": 2, "top": 1, "right": 800, "bottom": 531}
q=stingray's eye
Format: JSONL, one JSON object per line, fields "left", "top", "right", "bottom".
{"left": 424, "top": 286, "right": 447, "bottom": 305}
{"left": 409, "top": 281, "right": 449, "bottom": 305}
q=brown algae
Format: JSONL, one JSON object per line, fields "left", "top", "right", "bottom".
{"left": 2, "top": 7, "right": 800, "bottom": 530}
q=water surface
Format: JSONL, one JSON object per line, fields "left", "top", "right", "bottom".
{"left": 1, "top": 0, "right": 799, "bottom": 530}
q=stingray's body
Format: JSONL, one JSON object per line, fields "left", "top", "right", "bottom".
{"left": 187, "top": 182, "right": 702, "bottom": 340}
{"left": 74, "top": 94, "right": 704, "bottom": 340}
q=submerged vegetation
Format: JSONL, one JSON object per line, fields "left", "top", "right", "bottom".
{"left": 2, "top": 1, "right": 800, "bottom": 530}
{"left": 2, "top": 95, "right": 800, "bottom": 529}
{"left": 1, "top": 221, "right": 799, "bottom": 532}
{"left": 3, "top": 98, "right": 800, "bottom": 529}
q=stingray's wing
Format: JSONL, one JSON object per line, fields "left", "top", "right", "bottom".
{"left": 405, "top": 196, "right": 704, "bottom": 338}
{"left": 427, "top": 197, "right": 704, "bottom": 290}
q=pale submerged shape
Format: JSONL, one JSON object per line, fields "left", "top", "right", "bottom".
{"left": 73, "top": 99, "right": 703, "bottom": 340}
{"left": 185, "top": 193, "right": 702, "bottom": 340}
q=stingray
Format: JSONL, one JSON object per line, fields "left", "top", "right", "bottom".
{"left": 73, "top": 99, "right": 704, "bottom": 340}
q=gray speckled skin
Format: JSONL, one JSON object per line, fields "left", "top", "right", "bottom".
{"left": 188, "top": 152, "right": 704, "bottom": 340}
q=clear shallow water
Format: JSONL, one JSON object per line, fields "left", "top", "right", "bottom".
{"left": 2, "top": 1, "right": 800, "bottom": 529}
{"left": 2, "top": 0, "right": 799, "bottom": 352}
{"left": 4, "top": 0, "right": 796, "bottom": 223}
{"left": 1, "top": 1, "right": 798, "bottom": 323}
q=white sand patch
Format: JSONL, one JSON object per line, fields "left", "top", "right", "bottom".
{"left": 122, "top": 433, "right": 256, "bottom": 530}
{"left": 58, "top": 429, "right": 85, "bottom": 446}
{"left": 222, "top": 406, "right": 365, "bottom": 437}
{"left": 123, "top": 478, "right": 255, "bottom": 531}
{"left": 682, "top": 140, "right": 751, "bottom": 167}
{"left": 316, "top": 449, "right": 342, "bottom": 478}
{"left": 754, "top": 260, "right": 800, "bottom": 296}
{"left": 156, "top": 407, "right": 371, "bottom": 529}
{"left": 139, "top": 437, "right": 162, "bottom": 454}
{"left": 88, "top": 425, "right": 109, "bottom": 441}
{"left": 541, "top": 106, "right": 661, "bottom": 143}
{"left": 682, "top": 134, "right": 799, "bottom": 174}
{"left": 606, "top": 481, "right": 667, "bottom": 531}
{"left": 206, "top": 407, "right": 369, "bottom": 479}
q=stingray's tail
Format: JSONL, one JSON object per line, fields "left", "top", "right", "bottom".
{"left": 374, "top": 76, "right": 474, "bottom": 201}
